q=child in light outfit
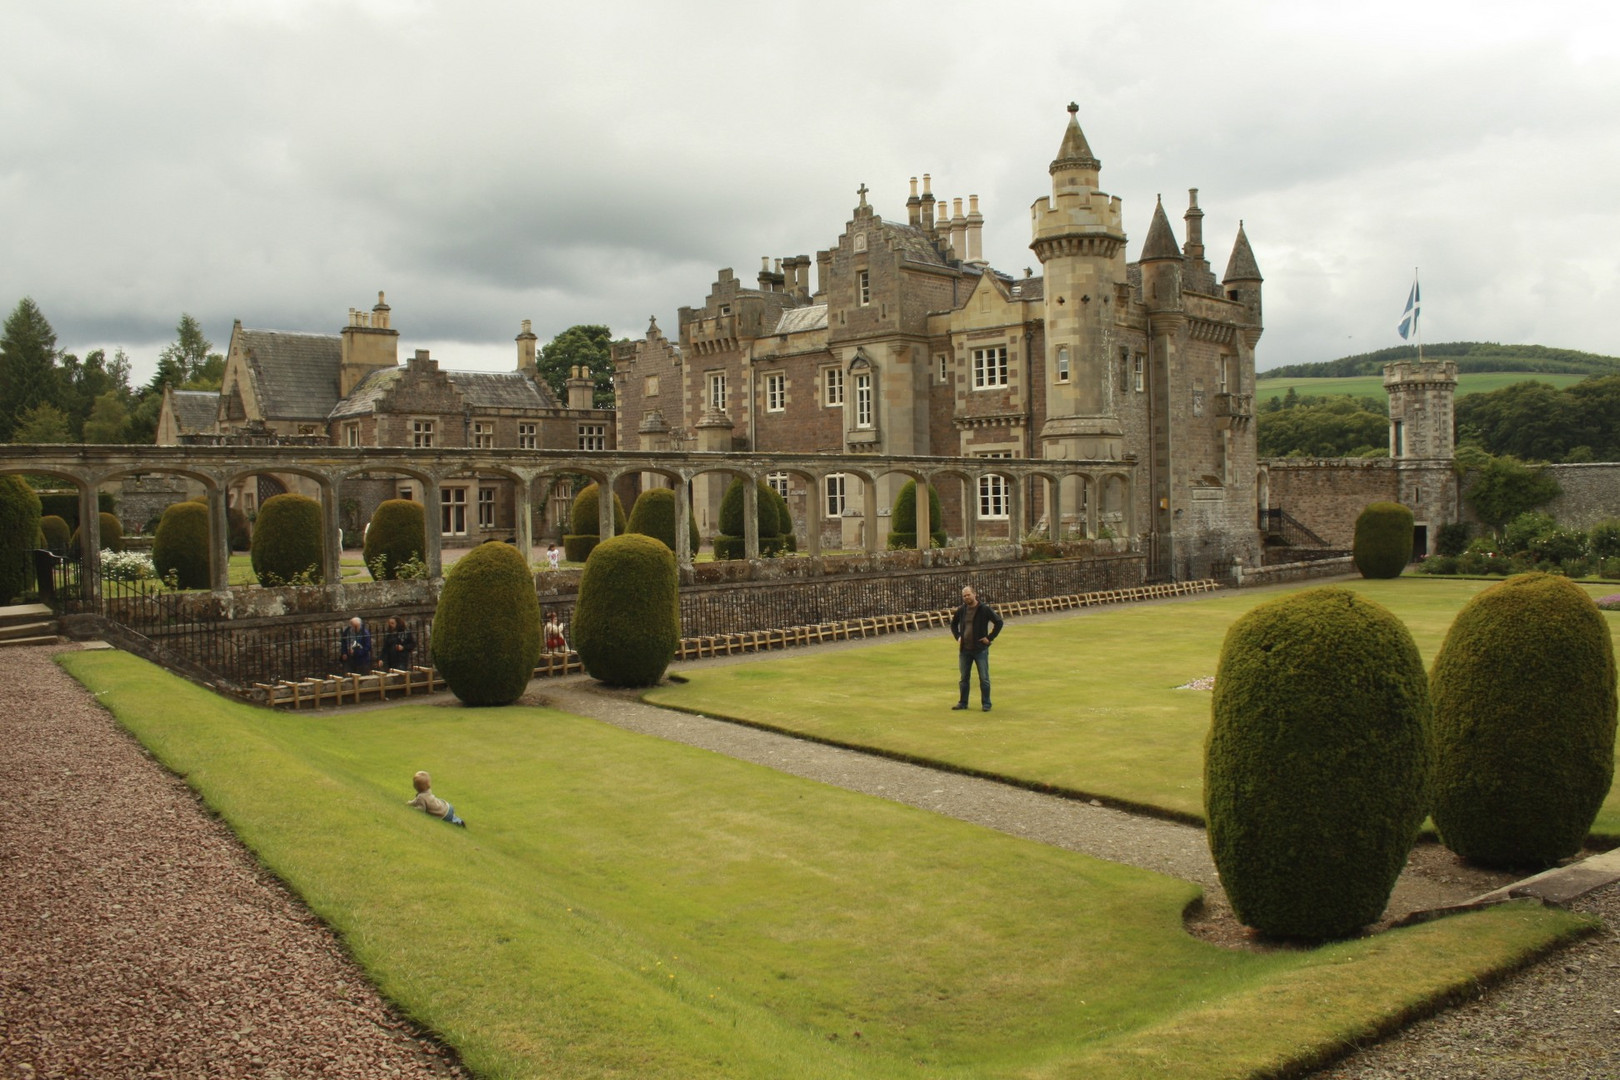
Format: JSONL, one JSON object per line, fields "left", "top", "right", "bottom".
{"left": 408, "top": 770, "right": 466, "bottom": 827}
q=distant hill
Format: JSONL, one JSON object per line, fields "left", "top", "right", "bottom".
{"left": 1260, "top": 342, "right": 1620, "bottom": 380}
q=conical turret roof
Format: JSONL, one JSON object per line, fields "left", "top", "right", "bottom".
{"left": 1223, "top": 222, "right": 1262, "bottom": 282}
{"left": 1049, "top": 102, "right": 1101, "bottom": 176}
{"left": 1139, "top": 196, "right": 1182, "bottom": 262}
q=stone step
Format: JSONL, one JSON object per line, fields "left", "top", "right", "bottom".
{"left": 0, "top": 603, "right": 54, "bottom": 629}
{"left": 0, "top": 621, "right": 57, "bottom": 642}
{"left": 0, "top": 633, "right": 60, "bottom": 648}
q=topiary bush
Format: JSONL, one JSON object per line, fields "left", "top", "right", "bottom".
{"left": 363, "top": 498, "right": 426, "bottom": 580}
{"left": 39, "top": 514, "right": 70, "bottom": 553}
{"left": 564, "top": 482, "right": 628, "bottom": 563}
{"left": 1205, "top": 586, "right": 1432, "bottom": 939}
{"left": 714, "top": 477, "right": 785, "bottom": 559}
{"left": 1352, "top": 501, "right": 1414, "bottom": 579}
{"left": 431, "top": 541, "right": 541, "bottom": 706}
{"left": 251, "top": 493, "right": 325, "bottom": 585}
{"left": 1430, "top": 572, "right": 1617, "bottom": 868}
{"left": 1435, "top": 521, "right": 1471, "bottom": 557}
{"left": 228, "top": 505, "right": 252, "bottom": 552}
{"left": 573, "top": 533, "right": 680, "bottom": 687}
{"left": 887, "top": 480, "right": 947, "bottom": 549}
{"left": 627, "top": 486, "right": 700, "bottom": 555}
{"left": 152, "top": 500, "right": 212, "bottom": 589}
{"left": 71, "top": 511, "right": 124, "bottom": 555}
{"left": 0, "top": 476, "right": 43, "bottom": 603}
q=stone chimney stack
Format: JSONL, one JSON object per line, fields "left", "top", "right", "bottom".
{"left": 949, "top": 198, "right": 966, "bottom": 262}
{"left": 966, "top": 194, "right": 985, "bottom": 265}
{"left": 907, "top": 176, "right": 921, "bottom": 227}
{"left": 566, "top": 365, "right": 595, "bottom": 410}
{"left": 339, "top": 289, "right": 400, "bottom": 396}
{"left": 1183, "top": 188, "right": 1205, "bottom": 262}
{"left": 516, "top": 319, "right": 538, "bottom": 376}
{"left": 920, "top": 174, "right": 936, "bottom": 238}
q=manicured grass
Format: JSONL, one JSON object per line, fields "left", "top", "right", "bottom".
{"left": 60, "top": 650, "right": 1589, "bottom": 1080}
{"left": 1254, "top": 371, "right": 1588, "bottom": 404}
{"left": 647, "top": 578, "right": 1620, "bottom": 838}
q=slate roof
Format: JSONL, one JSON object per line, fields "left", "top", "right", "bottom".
{"left": 1006, "top": 276, "right": 1045, "bottom": 301}
{"left": 327, "top": 368, "right": 401, "bottom": 419}
{"left": 239, "top": 329, "right": 342, "bottom": 420}
{"left": 1139, "top": 198, "right": 1183, "bottom": 262}
{"left": 448, "top": 371, "right": 560, "bottom": 410}
{"left": 773, "top": 304, "right": 828, "bottom": 335}
{"left": 169, "top": 390, "right": 219, "bottom": 434}
{"left": 879, "top": 221, "right": 948, "bottom": 267}
{"left": 1224, "top": 223, "right": 1263, "bottom": 282}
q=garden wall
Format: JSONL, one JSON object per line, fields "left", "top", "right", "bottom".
{"left": 1539, "top": 463, "right": 1620, "bottom": 530}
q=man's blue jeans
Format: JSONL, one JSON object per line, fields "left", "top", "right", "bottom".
{"left": 958, "top": 647, "right": 990, "bottom": 707}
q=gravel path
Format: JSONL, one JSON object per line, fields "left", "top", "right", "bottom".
{"left": 7, "top": 631, "right": 1619, "bottom": 1079}
{"left": 0, "top": 644, "right": 464, "bottom": 1080}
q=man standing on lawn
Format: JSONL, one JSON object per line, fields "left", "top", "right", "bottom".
{"left": 951, "top": 585, "right": 1003, "bottom": 712}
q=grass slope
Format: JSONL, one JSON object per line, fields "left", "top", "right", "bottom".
{"left": 647, "top": 578, "right": 1620, "bottom": 839}
{"left": 1254, "top": 372, "right": 1589, "bottom": 405}
{"left": 61, "top": 649, "right": 1588, "bottom": 1080}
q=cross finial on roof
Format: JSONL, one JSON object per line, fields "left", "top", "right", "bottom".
{"left": 1067, "top": 101, "right": 1078, "bottom": 114}
{"left": 857, "top": 182, "right": 869, "bottom": 206}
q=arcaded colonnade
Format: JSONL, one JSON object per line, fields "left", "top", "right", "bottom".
{"left": 0, "top": 445, "right": 1137, "bottom": 601}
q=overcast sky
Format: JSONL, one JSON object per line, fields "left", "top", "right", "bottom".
{"left": 5, "top": 0, "right": 1617, "bottom": 387}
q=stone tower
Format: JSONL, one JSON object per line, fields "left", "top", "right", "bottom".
{"left": 1030, "top": 103, "right": 1127, "bottom": 461}
{"left": 339, "top": 291, "right": 399, "bottom": 396}
{"left": 1383, "top": 359, "right": 1457, "bottom": 460}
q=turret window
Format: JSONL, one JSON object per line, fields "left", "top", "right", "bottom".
{"left": 972, "top": 346, "right": 1008, "bottom": 389}
{"left": 708, "top": 371, "right": 728, "bottom": 413}
{"left": 1056, "top": 346, "right": 1070, "bottom": 383}
{"left": 1133, "top": 355, "right": 1145, "bottom": 393}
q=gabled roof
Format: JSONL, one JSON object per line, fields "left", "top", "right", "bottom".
{"left": 238, "top": 329, "right": 342, "bottom": 420}
{"left": 327, "top": 368, "right": 401, "bottom": 419}
{"left": 773, "top": 304, "right": 828, "bottom": 335}
{"left": 168, "top": 389, "right": 219, "bottom": 434}
{"left": 448, "top": 371, "right": 560, "bottom": 410}
{"left": 879, "top": 221, "right": 948, "bottom": 267}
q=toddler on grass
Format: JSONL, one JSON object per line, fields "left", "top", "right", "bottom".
{"left": 408, "top": 770, "right": 467, "bottom": 828}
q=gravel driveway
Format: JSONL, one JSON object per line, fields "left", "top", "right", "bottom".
{"left": 5, "top": 638, "right": 1617, "bottom": 1079}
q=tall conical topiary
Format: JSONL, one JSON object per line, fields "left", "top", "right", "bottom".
{"left": 627, "top": 486, "right": 700, "bottom": 555}
{"left": 1205, "top": 586, "right": 1432, "bottom": 939}
{"left": 0, "top": 476, "right": 43, "bottom": 603}
{"left": 564, "top": 482, "right": 627, "bottom": 563}
{"left": 432, "top": 542, "right": 541, "bottom": 706}
{"left": 363, "top": 498, "right": 426, "bottom": 580}
{"left": 573, "top": 533, "right": 679, "bottom": 687}
{"left": 888, "top": 480, "right": 946, "bottom": 549}
{"left": 152, "top": 500, "right": 212, "bottom": 589}
{"left": 1352, "top": 501, "right": 1414, "bottom": 579}
{"left": 251, "top": 493, "right": 324, "bottom": 585}
{"left": 1430, "top": 572, "right": 1617, "bottom": 868}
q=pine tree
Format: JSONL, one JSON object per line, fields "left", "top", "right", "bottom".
{"left": 0, "top": 297, "right": 62, "bottom": 442}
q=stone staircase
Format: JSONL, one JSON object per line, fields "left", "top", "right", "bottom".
{"left": 0, "top": 604, "right": 60, "bottom": 648}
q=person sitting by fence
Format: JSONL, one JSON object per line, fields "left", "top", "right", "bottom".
{"left": 408, "top": 770, "right": 466, "bottom": 827}
{"left": 544, "top": 610, "right": 567, "bottom": 653}
{"left": 339, "top": 616, "right": 372, "bottom": 675}
{"left": 379, "top": 616, "right": 416, "bottom": 671}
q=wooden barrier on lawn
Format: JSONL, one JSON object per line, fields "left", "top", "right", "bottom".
{"left": 261, "top": 580, "right": 1220, "bottom": 709}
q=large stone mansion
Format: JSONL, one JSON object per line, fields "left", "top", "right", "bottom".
{"left": 612, "top": 103, "right": 1266, "bottom": 580}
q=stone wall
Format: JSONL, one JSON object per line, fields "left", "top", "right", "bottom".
{"left": 1539, "top": 463, "right": 1620, "bottom": 530}
{"left": 1262, "top": 459, "right": 1398, "bottom": 547}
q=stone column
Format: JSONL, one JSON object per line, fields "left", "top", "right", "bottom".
{"left": 78, "top": 480, "right": 101, "bottom": 603}
{"left": 673, "top": 474, "right": 692, "bottom": 572}
{"left": 318, "top": 479, "right": 342, "bottom": 587}
{"left": 742, "top": 476, "right": 759, "bottom": 560}
{"left": 208, "top": 484, "right": 231, "bottom": 592}
{"left": 861, "top": 479, "right": 878, "bottom": 554}
{"left": 512, "top": 475, "right": 533, "bottom": 563}
{"left": 422, "top": 478, "right": 443, "bottom": 579}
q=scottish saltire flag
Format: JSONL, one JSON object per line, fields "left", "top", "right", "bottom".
{"left": 1397, "top": 275, "right": 1421, "bottom": 340}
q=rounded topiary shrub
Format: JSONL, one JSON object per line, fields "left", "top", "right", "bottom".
{"left": 888, "top": 480, "right": 947, "bottom": 550}
{"left": 0, "top": 476, "right": 43, "bottom": 603}
{"left": 363, "top": 498, "right": 426, "bottom": 580}
{"left": 564, "top": 482, "right": 628, "bottom": 563}
{"left": 627, "top": 486, "right": 700, "bottom": 555}
{"left": 431, "top": 541, "right": 541, "bottom": 706}
{"left": 251, "top": 493, "right": 324, "bottom": 585}
{"left": 71, "top": 511, "right": 124, "bottom": 555}
{"left": 1352, "top": 501, "right": 1414, "bottom": 579}
{"left": 1430, "top": 572, "right": 1618, "bottom": 868}
{"left": 573, "top": 533, "right": 679, "bottom": 687}
{"left": 39, "top": 514, "right": 70, "bottom": 553}
{"left": 714, "top": 477, "right": 784, "bottom": 559}
{"left": 152, "top": 500, "right": 212, "bottom": 589}
{"left": 1205, "top": 586, "right": 1432, "bottom": 939}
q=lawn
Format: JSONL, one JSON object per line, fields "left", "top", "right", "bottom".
{"left": 1254, "top": 371, "right": 1589, "bottom": 405}
{"left": 60, "top": 649, "right": 1590, "bottom": 1080}
{"left": 646, "top": 577, "right": 1620, "bottom": 838}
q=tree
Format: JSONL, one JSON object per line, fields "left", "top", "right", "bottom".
{"left": 537, "top": 324, "right": 615, "bottom": 409}
{"left": 1464, "top": 455, "right": 1561, "bottom": 530}
{"left": 147, "top": 314, "right": 221, "bottom": 394}
{"left": 0, "top": 297, "right": 61, "bottom": 442}
{"left": 82, "top": 391, "right": 129, "bottom": 443}
{"left": 12, "top": 402, "right": 72, "bottom": 443}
